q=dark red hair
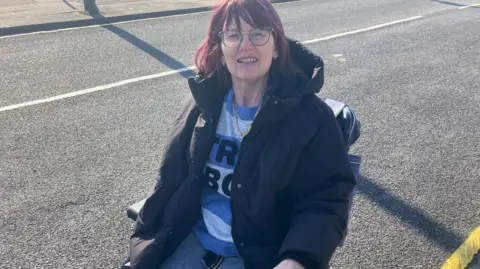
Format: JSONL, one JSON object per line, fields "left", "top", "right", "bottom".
{"left": 194, "top": 0, "right": 294, "bottom": 84}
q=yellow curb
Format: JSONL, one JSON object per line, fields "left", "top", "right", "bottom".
{"left": 441, "top": 226, "right": 480, "bottom": 269}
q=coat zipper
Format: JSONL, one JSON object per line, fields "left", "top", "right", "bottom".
{"left": 230, "top": 95, "right": 271, "bottom": 252}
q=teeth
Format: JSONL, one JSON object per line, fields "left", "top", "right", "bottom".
{"left": 238, "top": 58, "right": 258, "bottom": 63}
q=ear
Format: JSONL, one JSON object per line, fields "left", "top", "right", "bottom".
{"left": 273, "top": 49, "right": 279, "bottom": 59}
{"left": 273, "top": 41, "right": 279, "bottom": 59}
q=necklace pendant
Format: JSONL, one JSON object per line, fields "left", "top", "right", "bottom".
{"left": 232, "top": 96, "right": 259, "bottom": 142}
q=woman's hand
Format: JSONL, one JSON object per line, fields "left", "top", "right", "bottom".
{"left": 273, "top": 259, "right": 305, "bottom": 269}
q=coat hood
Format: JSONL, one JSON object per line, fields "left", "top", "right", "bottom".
{"left": 283, "top": 37, "right": 324, "bottom": 95}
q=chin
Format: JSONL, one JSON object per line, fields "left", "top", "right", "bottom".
{"left": 232, "top": 70, "right": 269, "bottom": 82}
{"left": 236, "top": 74, "right": 264, "bottom": 81}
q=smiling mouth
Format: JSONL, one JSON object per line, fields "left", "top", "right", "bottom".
{"left": 237, "top": 57, "right": 258, "bottom": 63}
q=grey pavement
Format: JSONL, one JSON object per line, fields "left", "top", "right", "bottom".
{"left": 0, "top": 0, "right": 214, "bottom": 29}
{"left": 1, "top": 0, "right": 480, "bottom": 268}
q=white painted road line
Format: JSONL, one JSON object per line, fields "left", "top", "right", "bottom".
{"left": 0, "top": 16, "right": 423, "bottom": 113}
{"left": 0, "top": 66, "right": 196, "bottom": 112}
{"left": 0, "top": 12, "right": 210, "bottom": 40}
{"left": 458, "top": 3, "right": 480, "bottom": 9}
{"left": 302, "top": 16, "right": 423, "bottom": 44}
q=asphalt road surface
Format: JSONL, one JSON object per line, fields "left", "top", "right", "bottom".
{"left": 1, "top": 0, "right": 479, "bottom": 268}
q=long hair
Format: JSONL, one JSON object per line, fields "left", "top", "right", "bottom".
{"left": 194, "top": 0, "right": 294, "bottom": 86}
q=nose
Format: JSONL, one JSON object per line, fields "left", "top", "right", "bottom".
{"left": 238, "top": 33, "right": 254, "bottom": 50}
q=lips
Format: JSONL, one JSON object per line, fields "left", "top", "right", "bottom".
{"left": 237, "top": 57, "right": 258, "bottom": 63}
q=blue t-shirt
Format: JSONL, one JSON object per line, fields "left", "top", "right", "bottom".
{"left": 193, "top": 89, "right": 260, "bottom": 257}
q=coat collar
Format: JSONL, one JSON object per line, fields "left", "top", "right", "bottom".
{"left": 187, "top": 38, "right": 325, "bottom": 125}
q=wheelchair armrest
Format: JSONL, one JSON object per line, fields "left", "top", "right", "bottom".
{"left": 324, "top": 98, "right": 361, "bottom": 150}
{"left": 127, "top": 198, "right": 146, "bottom": 221}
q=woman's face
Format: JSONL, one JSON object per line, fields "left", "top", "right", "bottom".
{"left": 220, "top": 18, "right": 278, "bottom": 82}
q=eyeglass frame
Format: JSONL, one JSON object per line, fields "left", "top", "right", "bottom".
{"left": 217, "top": 27, "right": 274, "bottom": 48}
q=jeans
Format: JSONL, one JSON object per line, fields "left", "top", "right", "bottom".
{"left": 161, "top": 232, "right": 244, "bottom": 269}
{"left": 122, "top": 232, "right": 244, "bottom": 269}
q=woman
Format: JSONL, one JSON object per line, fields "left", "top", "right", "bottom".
{"left": 124, "top": 0, "right": 356, "bottom": 268}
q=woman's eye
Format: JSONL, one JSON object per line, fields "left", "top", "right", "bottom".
{"left": 227, "top": 33, "right": 240, "bottom": 39}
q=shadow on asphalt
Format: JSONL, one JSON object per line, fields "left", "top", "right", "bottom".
{"left": 83, "top": 2, "right": 195, "bottom": 79}
{"left": 101, "top": 23, "right": 196, "bottom": 79}
{"left": 356, "top": 175, "right": 464, "bottom": 253}
{"left": 62, "top": 0, "right": 78, "bottom": 10}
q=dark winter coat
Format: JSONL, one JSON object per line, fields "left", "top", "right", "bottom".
{"left": 128, "top": 39, "right": 356, "bottom": 269}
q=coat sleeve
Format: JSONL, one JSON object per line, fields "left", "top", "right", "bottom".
{"left": 128, "top": 94, "right": 200, "bottom": 268}
{"left": 278, "top": 102, "right": 357, "bottom": 269}
{"left": 134, "top": 94, "right": 199, "bottom": 233}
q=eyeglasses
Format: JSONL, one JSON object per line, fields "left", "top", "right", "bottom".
{"left": 218, "top": 27, "right": 273, "bottom": 48}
